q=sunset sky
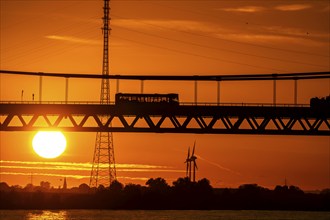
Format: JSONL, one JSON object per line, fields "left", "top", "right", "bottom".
{"left": 0, "top": 0, "right": 329, "bottom": 190}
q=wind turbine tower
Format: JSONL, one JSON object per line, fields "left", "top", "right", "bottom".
{"left": 185, "top": 142, "right": 198, "bottom": 182}
{"left": 90, "top": 0, "right": 116, "bottom": 187}
{"left": 185, "top": 147, "right": 191, "bottom": 180}
{"left": 190, "top": 142, "right": 198, "bottom": 182}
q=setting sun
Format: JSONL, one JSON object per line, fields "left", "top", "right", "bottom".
{"left": 32, "top": 131, "right": 66, "bottom": 159}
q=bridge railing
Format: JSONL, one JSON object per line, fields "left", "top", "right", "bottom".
{"left": 179, "top": 102, "right": 309, "bottom": 107}
{"left": 0, "top": 101, "right": 109, "bottom": 105}
{"left": 0, "top": 100, "right": 310, "bottom": 107}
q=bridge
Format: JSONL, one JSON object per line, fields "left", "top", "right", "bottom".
{"left": 0, "top": 102, "right": 329, "bottom": 135}
{"left": 1, "top": 70, "right": 329, "bottom": 136}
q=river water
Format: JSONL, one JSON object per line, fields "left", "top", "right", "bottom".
{"left": 1, "top": 210, "right": 330, "bottom": 220}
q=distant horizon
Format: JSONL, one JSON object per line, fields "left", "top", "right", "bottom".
{"left": 1, "top": 176, "right": 329, "bottom": 193}
{"left": 2, "top": 177, "right": 330, "bottom": 211}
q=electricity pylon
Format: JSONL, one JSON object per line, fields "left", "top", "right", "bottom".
{"left": 90, "top": 0, "right": 116, "bottom": 188}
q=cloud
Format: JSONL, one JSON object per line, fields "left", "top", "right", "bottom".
{"left": 0, "top": 160, "right": 168, "bottom": 169}
{"left": 215, "top": 33, "right": 328, "bottom": 47}
{"left": 263, "top": 26, "right": 313, "bottom": 37}
{"left": 322, "top": 5, "right": 330, "bottom": 12}
{"left": 0, "top": 171, "right": 88, "bottom": 179}
{"left": 113, "top": 18, "right": 217, "bottom": 33}
{"left": 0, "top": 160, "right": 181, "bottom": 182}
{"left": 119, "top": 169, "right": 184, "bottom": 173}
{"left": 0, "top": 172, "right": 150, "bottom": 181}
{"left": 275, "top": 4, "right": 312, "bottom": 11}
{"left": 0, "top": 160, "right": 179, "bottom": 175}
{"left": 1, "top": 160, "right": 91, "bottom": 167}
{"left": 46, "top": 35, "right": 101, "bottom": 45}
{"left": 219, "top": 4, "right": 313, "bottom": 13}
{"left": 118, "top": 176, "right": 149, "bottom": 181}
{"left": 220, "top": 6, "right": 266, "bottom": 13}
{"left": 0, "top": 165, "right": 90, "bottom": 171}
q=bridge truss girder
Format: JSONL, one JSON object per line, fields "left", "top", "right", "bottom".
{"left": 0, "top": 104, "right": 329, "bottom": 136}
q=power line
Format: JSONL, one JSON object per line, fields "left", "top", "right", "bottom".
{"left": 152, "top": 1, "right": 329, "bottom": 55}
{"left": 112, "top": 22, "right": 328, "bottom": 69}
{"left": 111, "top": 12, "right": 328, "bottom": 58}
{"left": 112, "top": 35, "right": 287, "bottom": 72}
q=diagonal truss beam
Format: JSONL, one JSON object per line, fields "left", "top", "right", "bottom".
{"left": 0, "top": 103, "right": 329, "bottom": 136}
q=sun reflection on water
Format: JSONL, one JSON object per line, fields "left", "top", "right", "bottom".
{"left": 27, "top": 210, "right": 67, "bottom": 220}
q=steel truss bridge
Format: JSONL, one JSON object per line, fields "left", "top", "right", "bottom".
{"left": 1, "top": 70, "right": 329, "bottom": 136}
{"left": 0, "top": 103, "right": 329, "bottom": 136}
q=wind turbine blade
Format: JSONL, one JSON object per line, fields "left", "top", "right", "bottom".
{"left": 187, "top": 146, "right": 190, "bottom": 159}
{"left": 192, "top": 141, "right": 196, "bottom": 156}
{"left": 194, "top": 161, "right": 198, "bottom": 170}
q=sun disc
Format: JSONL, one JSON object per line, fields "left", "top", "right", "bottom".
{"left": 32, "top": 131, "right": 66, "bottom": 159}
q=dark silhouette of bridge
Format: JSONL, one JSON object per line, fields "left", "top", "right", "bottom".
{"left": 1, "top": 70, "right": 329, "bottom": 135}
{"left": 0, "top": 102, "right": 329, "bottom": 135}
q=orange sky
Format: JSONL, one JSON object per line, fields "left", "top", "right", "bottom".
{"left": 0, "top": 0, "right": 329, "bottom": 190}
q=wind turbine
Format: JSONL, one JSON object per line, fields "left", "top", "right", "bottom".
{"left": 184, "top": 146, "right": 191, "bottom": 180}
{"left": 190, "top": 141, "right": 198, "bottom": 182}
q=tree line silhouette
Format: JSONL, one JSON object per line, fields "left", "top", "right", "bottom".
{"left": 1, "top": 177, "right": 329, "bottom": 210}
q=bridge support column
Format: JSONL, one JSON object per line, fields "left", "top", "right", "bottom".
{"left": 294, "top": 79, "right": 298, "bottom": 105}
{"left": 273, "top": 75, "right": 277, "bottom": 106}
{"left": 39, "top": 75, "right": 42, "bottom": 103}
{"left": 217, "top": 81, "right": 221, "bottom": 105}
{"left": 141, "top": 80, "right": 144, "bottom": 94}
{"left": 116, "top": 79, "right": 120, "bottom": 93}
{"left": 65, "top": 77, "right": 69, "bottom": 104}
{"left": 194, "top": 80, "right": 198, "bottom": 105}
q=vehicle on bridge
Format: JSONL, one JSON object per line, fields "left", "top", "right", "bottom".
{"left": 310, "top": 96, "right": 330, "bottom": 109}
{"left": 115, "top": 93, "right": 179, "bottom": 105}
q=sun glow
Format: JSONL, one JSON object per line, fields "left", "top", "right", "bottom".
{"left": 32, "top": 131, "right": 66, "bottom": 159}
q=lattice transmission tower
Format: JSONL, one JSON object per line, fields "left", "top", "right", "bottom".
{"left": 90, "top": 0, "right": 116, "bottom": 188}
